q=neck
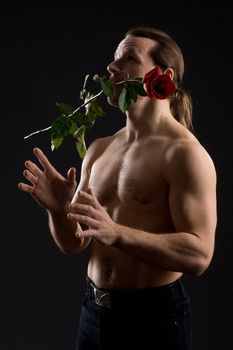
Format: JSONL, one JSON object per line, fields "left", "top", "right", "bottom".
{"left": 125, "top": 97, "right": 173, "bottom": 142}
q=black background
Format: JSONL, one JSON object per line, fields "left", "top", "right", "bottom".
{"left": 1, "top": 2, "right": 233, "bottom": 349}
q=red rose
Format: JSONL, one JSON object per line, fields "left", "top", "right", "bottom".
{"left": 143, "top": 67, "right": 176, "bottom": 99}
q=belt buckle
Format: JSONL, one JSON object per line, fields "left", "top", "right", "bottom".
{"left": 92, "top": 284, "right": 111, "bottom": 308}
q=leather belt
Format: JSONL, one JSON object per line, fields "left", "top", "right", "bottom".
{"left": 86, "top": 277, "right": 185, "bottom": 309}
{"left": 87, "top": 280, "right": 111, "bottom": 308}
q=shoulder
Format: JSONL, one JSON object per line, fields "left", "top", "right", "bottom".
{"left": 164, "top": 136, "right": 217, "bottom": 185}
{"left": 81, "top": 128, "right": 125, "bottom": 170}
{"left": 87, "top": 127, "right": 125, "bottom": 156}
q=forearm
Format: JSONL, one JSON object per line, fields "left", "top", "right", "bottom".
{"left": 47, "top": 205, "right": 87, "bottom": 255}
{"left": 114, "top": 224, "right": 212, "bottom": 276}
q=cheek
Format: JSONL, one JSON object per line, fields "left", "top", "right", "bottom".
{"left": 130, "top": 65, "right": 155, "bottom": 79}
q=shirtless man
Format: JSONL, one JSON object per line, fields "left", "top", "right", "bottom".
{"left": 18, "top": 26, "right": 217, "bottom": 350}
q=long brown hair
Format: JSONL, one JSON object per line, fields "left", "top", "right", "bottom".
{"left": 126, "top": 26, "right": 193, "bottom": 130}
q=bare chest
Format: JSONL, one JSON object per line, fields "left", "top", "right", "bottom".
{"left": 89, "top": 145, "right": 168, "bottom": 208}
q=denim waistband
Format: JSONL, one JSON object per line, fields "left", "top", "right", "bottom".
{"left": 86, "top": 276, "right": 188, "bottom": 308}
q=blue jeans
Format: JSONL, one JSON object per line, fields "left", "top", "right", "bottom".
{"left": 76, "top": 277, "right": 192, "bottom": 350}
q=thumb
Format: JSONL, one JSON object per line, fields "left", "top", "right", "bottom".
{"left": 67, "top": 167, "right": 77, "bottom": 185}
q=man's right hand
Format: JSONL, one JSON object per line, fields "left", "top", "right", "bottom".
{"left": 18, "top": 147, "right": 77, "bottom": 212}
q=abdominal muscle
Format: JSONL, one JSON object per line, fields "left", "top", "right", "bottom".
{"left": 87, "top": 243, "right": 182, "bottom": 290}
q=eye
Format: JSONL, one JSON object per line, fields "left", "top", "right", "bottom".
{"left": 127, "top": 55, "right": 137, "bottom": 62}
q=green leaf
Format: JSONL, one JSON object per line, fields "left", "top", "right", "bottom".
{"left": 50, "top": 115, "right": 79, "bottom": 150}
{"left": 70, "top": 111, "right": 85, "bottom": 124}
{"left": 51, "top": 116, "right": 74, "bottom": 138}
{"left": 86, "top": 99, "right": 105, "bottom": 117}
{"left": 119, "top": 87, "right": 132, "bottom": 113}
{"left": 133, "top": 81, "right": 147, "bottom": 96}
{"left": 127, "top": 82, "right": 138, "bottom": 102}
{"left": 75, "top": 125, "right": 87, "bottom": 159}
{"left": 68, "top": 120, "right": 78, "bottom": 136}
{"left": 51, "top": 136, "right": 64, "bottom": 151}
{"left": 74, "top": 124, "right": 85, "bottom": 137}
{"left": 83, "top": 95, "right": 105, "bottom": 127}
{"left": 51, "top": 116, "right": 69, "bottom": 139}
{"left": 55, "top": 102, "right": 74, "bottom": 115}
{"left": 71, "top": 111, "right": 87, "bottom": 125}
{"left": 100, "top": 78, "right": 113, "bottom": 97}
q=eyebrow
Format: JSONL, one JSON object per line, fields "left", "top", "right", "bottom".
{"left": 114, "top": 47, "right": 140, "bottom": 60}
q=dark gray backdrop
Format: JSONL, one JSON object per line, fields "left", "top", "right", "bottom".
{"left": 1, "top": 2, "right": 232, "bottom": 349}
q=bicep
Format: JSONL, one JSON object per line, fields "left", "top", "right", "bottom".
{"left": 167, "top": 144, "right": 217, "bottom": 239}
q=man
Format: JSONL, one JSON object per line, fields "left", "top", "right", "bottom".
{"left": 18, "top": 27, "right": 217, "bottom": 349}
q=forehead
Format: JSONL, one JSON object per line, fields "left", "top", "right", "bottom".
{"left": 114, "top": 35, "right": 156, "bottom": 58}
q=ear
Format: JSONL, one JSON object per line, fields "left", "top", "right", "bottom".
{"left": 164, "top": 68, "right": 174, "bottom": 80}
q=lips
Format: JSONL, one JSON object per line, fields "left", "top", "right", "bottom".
{"left": 109, "top": 71, "right": 129, "bottom": 85}
{"left": 109, "top": 77, "right": 125, "bottom": 86}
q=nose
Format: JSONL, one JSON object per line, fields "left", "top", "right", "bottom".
{"left": 107, "top": 59, "right": 121, "bottom": 74}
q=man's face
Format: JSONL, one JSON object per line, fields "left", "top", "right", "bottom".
{"left": 107, "top": 35, "right": 156, "bottom": 107}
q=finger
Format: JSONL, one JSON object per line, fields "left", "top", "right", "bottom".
{"left": 87, "top": 188, "right": 102, "bottom": 207}
{"left": 76, "top": 229, "right": 93, "bottom": 238}
{"left": 23, "top": 169, "right": 38, "bottom": 185}
{"left": 87, "top": 188, "right": 100, "bottom": 203}
{"left": 67, "top": 167, "right": 77, "bottom": 185}
{"left": 67, "top": 212, "right": 97, "bottom": 228}
{"left": 69, "top": 203, "right": 96, "bottom": 217}
{"left": 33, "top": 147, "right": 55, "bottom": 173}
{"left": 25, "top": 160, "right": 43, "bottom": 178}
{"left": 79, "top": 190, "right": 100, "bottom": 208}
{"left": 18, "top": 182, "right": 34, "bottom": 194}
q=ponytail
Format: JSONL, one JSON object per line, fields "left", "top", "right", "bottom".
{"left": 170, "top": 88, "right": 193, "bottom": 130}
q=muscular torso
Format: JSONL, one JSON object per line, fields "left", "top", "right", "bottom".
{"left": 86, "top": 126, "right": 194, "bottom": 289}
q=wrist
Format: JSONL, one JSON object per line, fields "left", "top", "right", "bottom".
{"left": 111, "top": 222, "right": 124, "bottom": 247}
{"left": 47, "top": 201, "right": 70, "bottom": 217}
